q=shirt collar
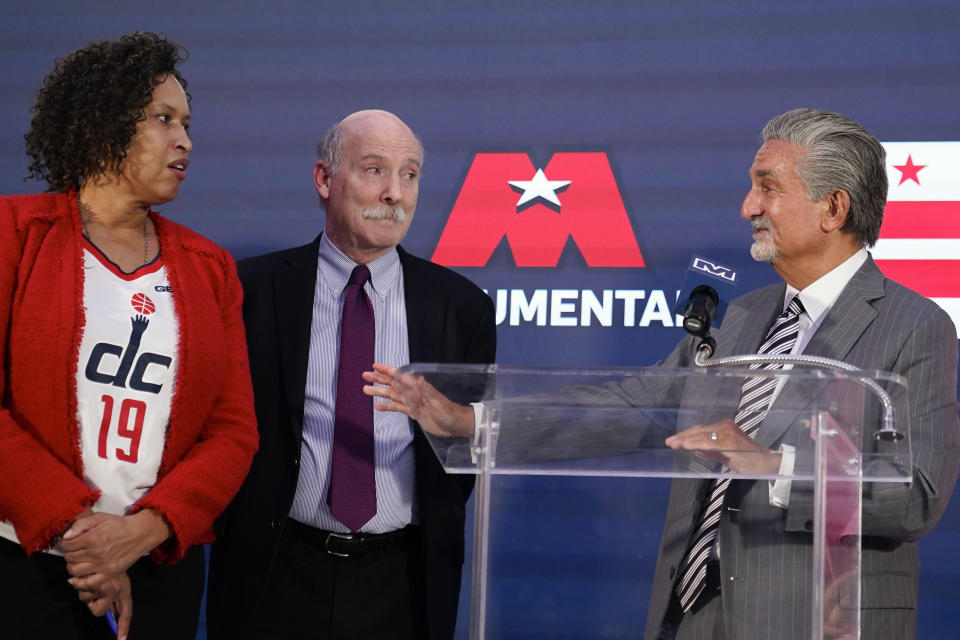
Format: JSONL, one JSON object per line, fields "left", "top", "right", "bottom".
{"left": 317, "top": 233, "right": 401, "bottom": 300}
{"left": 784, "top": 248, "right": 868, "bottom": 327}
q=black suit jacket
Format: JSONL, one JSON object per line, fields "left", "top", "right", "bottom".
{"left": 207, "top": 235, "right": 496, "bottom": 640}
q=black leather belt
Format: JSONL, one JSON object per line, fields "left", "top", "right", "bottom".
{"left": 285, "top": 518, "right": 414, "bottom": 558}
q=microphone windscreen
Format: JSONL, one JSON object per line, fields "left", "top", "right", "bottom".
{"left": 672, "top": 255, "right": 739, "bottom": 328}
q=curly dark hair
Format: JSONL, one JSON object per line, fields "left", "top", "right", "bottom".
{"left": 24, "top": 32, "right": 189, "bottom": 191}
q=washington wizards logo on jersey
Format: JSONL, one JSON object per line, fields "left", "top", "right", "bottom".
{"left": 83, "top": 292, "right": 172, "bottom": 394}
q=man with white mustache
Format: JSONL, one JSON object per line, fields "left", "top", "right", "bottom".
{"left": 207, "top": 110, "right": 496, "bottom": 640}
{"left": 362, "top": 203, "right": 408, "bottom": 224}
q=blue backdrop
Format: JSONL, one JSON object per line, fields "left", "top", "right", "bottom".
{"left": 3, "top": 1, "right": 959, "bottom": 637}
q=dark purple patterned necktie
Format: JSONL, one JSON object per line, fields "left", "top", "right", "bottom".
{"left": 328, "top": 264, "right": 377, "bottom": 531}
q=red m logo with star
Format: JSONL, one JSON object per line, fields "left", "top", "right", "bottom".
{"left": 875, "top": 142, "right": 960, "bottom": 330}
{"left": 431, "top": 152, "right": 645, "bottom": 267}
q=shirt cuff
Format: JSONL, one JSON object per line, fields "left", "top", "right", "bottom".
{"left": 769, "top": 444, "right": 796, "bottom": 508}
{"left": 471, "top": 402, "right": 484, "bottom": 431}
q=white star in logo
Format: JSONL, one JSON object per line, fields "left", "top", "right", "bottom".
{"left": 508, "top": 169, "right": 572, "bottom": 207}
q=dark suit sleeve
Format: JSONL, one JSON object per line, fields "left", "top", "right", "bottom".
{"left": 452, "top": 289, "right": 495, "bottom": 497}
{"left": 466, "top": 289, "right": 496, "bottom": 365}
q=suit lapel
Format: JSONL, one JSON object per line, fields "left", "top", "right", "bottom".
{"left": 757, "top": 258, "right": 886, "bottom": 448}
{"left": 274, "top": 235, "right": 321, "bottom": 441}
{"left": 399, "top": 246, "right": 440, "bottom": 363}
{"left": 801, "top": 257, "right": 884, "bottom": 362}
{"left": 397, "top": 247, "right": 450, "bottom": 527}
{"left": 726, "top": 287, "right": 785, "bottom": 359}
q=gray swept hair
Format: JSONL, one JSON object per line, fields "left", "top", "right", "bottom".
{"left": 315, "top": 121, "right": 346, "bottom": 178}
{"left": 761, "top": 108, "right": 887, "bottom": 247}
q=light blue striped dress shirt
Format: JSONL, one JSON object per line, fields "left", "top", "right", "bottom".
{"left": 289, "top": 233, "right": 414, "bottom": 533}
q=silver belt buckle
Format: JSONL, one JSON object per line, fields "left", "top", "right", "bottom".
{"left": 325, "top": 532, "right": 355, "bottom": 558}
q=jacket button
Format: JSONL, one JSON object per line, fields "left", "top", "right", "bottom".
{"left": 293, "top": 455, "right": 300, "bottom": 467}
{"left": 270, "top": 518, "right": 281, "bottom": 530}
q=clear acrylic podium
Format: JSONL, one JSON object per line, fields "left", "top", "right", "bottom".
{"left": 393, "top": 363, "right": 911, "bottom": 640}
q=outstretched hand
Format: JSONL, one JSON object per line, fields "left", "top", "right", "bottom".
{"left": 362, "top": 363, "right": 476, "bottom": 438}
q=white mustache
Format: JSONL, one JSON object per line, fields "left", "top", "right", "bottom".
{"left": 751, "top": 217, "right": 771, "bottom": 232}
{"left": 362, "top": 204, "right": 408, "bottom": 223}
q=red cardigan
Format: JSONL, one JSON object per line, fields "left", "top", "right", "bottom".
{"left": 0, "top": 190, "right": 258, "bottom": 561}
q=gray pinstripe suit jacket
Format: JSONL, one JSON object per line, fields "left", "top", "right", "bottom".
{"left": 637, "top": 256, "right": 960, "bottom": 640}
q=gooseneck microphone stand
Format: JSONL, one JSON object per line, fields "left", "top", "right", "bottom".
{"left": 690, "top": 329, "right": 902, "bottom": 442}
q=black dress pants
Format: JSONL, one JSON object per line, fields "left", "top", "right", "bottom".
{"left": 247, "top": 520, "right": 426, "bottom": 640}
{"left": 1, "top": 536, "right": 204, "bottom": 640}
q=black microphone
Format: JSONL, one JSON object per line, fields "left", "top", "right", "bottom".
{"left": 682, "top": 285, "right": 718, "bottom": 338}
{"left": 673, "top": 255, "right": 739, "bottom": 355}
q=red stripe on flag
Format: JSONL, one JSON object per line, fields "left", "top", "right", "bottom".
{"left": 875, "top": 260, "right": 960, "bottom": 298}
{"left": 880, "top": 202, "right": 960, "bottom": 239}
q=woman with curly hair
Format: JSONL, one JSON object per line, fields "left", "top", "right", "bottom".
{"left": 0, "top": 32, "right": 258, "bottom": 639}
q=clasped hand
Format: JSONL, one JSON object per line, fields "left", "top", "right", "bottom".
{"left": 60, "top": 508, "right": 170, "bottom": 639}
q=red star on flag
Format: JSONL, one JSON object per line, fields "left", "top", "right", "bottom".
{"left": 875, "top": 141, "right": 960, "bottom": 334}
{"left": 893, "top": 154, "right": 926, "bottom": 185}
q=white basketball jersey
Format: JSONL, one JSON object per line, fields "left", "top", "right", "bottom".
{"left": 0, "top": 241, "right": 179, "bottom": 552}
{"left": 75, "top": 241, "right": 179, "bottom": 516}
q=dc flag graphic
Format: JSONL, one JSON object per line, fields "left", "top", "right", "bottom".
{"left": 875, "top": 142, "right": 960, "bottom": 330}
{"left": 432, "top": 152, "right": 645, "bottom": 267}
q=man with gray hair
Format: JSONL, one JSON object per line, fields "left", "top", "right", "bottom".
{"left": 647, "top": 108, "right": 960, "bottom": 639}
{"left": 207, "top": 109, "right": 496, "bottom": 640}
{"left": 367, "top": 108, "right": 959, "bottom": 640}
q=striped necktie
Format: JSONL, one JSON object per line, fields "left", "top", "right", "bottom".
{"left": 674, "top": 295, "right": 805, "bottom": 611}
